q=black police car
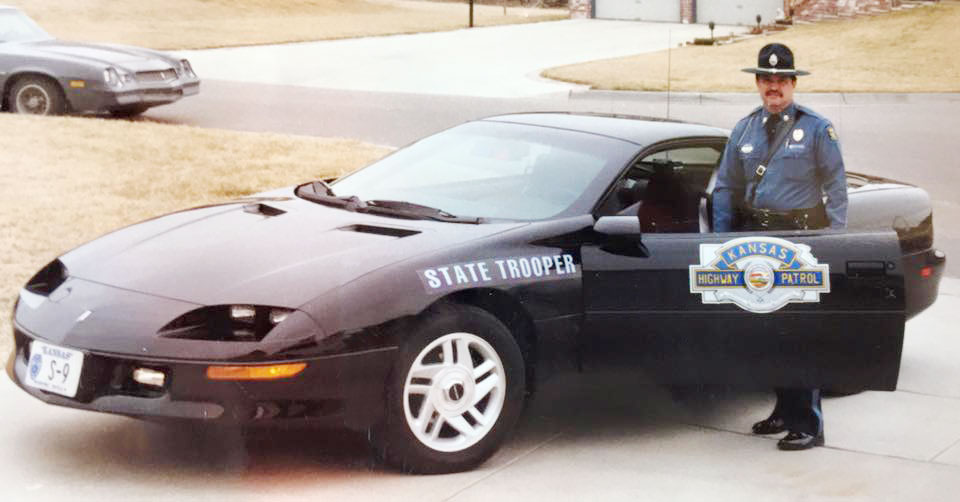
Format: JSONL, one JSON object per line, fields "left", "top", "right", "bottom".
{"left": 8, "top": 113, "right": 945, "bottom": 473}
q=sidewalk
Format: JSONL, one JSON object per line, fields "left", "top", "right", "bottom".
{"left": 181, "top": 19, "right": 747, "bottom": 98}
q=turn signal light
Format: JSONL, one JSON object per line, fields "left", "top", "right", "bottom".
{"left": 206, "top": 363, "right": 307, "bottom": 381}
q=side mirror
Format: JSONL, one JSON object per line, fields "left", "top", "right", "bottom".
{"left": 594, "top": 216, "right": 641, "bottom": 236}
{"left": 594, "top": 216, "right": 648, "bottom": 257}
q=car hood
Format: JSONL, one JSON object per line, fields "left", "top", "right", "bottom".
{"left": 19, "top": 39, "right": 173, "bottom": 71}
{"left": 59, "top": 195, "right": 525, "bottom": 308}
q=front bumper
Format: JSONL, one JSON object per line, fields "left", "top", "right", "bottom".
{"left": 63, "top": 77, "right": 200, "bottom": 113}
{"left": 7, "top": 325, "right": 395, "bottom": 429}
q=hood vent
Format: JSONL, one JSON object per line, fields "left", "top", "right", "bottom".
{"left": 243, "top": 203, "right": 286, "bottom": 217}
{"left": 339, "top": 224, "right": 420, "bottom": 238}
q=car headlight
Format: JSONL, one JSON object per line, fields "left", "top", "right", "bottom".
{"left": 103, "top": 67, "right": 133, "bottom": 88}
{"left": 178, "top": 59, "right": 196, "bottom": 78}
{"left": 103, "top": 68, "right": 119, "bottom": 88}
{"left": 25, "top": 259, "right": 68, "bottom": 296}
{"left": 158, "top": 304, "right": 296, "bottom": 342}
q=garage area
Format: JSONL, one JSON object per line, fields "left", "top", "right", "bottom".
{"left": 593, "top": 0, "right": 783, "bottom": 26}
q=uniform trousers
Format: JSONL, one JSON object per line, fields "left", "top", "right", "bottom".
{"left": 769, "top": 388, "right": 823, "bottom": 436}
{"left": 739, "top": 207, "right": 826, "bottom": 437}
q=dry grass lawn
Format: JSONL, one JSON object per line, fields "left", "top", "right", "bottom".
{"left": 543, "top": 2, "right": 960, "bottom": 93}
{"left": 6, "top": 0, "right": 567, "bottom": 50}
{"left": 0, "top": 116, "right": 391, "bottom": 360}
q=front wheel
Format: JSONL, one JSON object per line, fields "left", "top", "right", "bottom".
{"left": 374, "top": 304, "right": 525, "bottom": 473}
{"left": 10, "top": 76, "right": 65, "bottom": 115}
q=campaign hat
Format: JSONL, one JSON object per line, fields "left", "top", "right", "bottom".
{"left": 742, "top": 43, "right": 810, "bottom": 76}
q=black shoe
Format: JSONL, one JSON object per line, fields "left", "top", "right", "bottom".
{"left": 777, "top": 431, "right": 825, "bottom": 451}
{"left": 751, "top": 417, "right": 786, "bottom": 435}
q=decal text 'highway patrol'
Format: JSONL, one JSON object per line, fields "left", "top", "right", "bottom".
{"left": 419, "top": 254, "right": 578, "bottom": 294}
{"left": 690, "top": 236, "right": 829, "bottom": 313}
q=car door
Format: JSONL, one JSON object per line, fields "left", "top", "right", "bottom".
{"left": 579, "top": 140, "right": 905, "bottom": 392}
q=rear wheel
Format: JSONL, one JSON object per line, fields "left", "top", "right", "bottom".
{"left": 374, "top": 304, "right": 525, "bottom": 473}
{"left": 10, "top": 76, "right": 65, "bottom": 115}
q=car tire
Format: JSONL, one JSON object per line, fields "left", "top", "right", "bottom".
{"left": 109, "top": 105, "right": 151, "bottom": 118}
{"left": 10, "top": 76, "right": 65, "bottom": 115}
{"left": 374, "top": 304, "right": 525, "bottom": 474}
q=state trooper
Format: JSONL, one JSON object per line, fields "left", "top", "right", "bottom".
{"left": 713, "top": 43, "right": 848, "bottom": 451}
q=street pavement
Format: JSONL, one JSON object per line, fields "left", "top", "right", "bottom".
{"left": 148, "top": 82, "right": 960, "bottom": 278}
{"left": 1, "top": 279, "right": 958, "bottom": 501}
{"left": 167, "top": 19, "right": 957, "bottom": 277}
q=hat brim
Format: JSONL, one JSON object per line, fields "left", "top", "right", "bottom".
{"left": 742, "top": 67, "right": 810, "bottom": 76}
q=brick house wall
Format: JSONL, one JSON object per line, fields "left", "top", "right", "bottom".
{"left": 789, "top": 0, "right": 904, "bottom": 20}
{"left": 582, "top": 1, "right": 909, "bottom": 22}
{"left": 681, "top": 0, "right": 696, "bottom": 23}
{"left": 570, "top": 0, "right": 591, "bottom": 19}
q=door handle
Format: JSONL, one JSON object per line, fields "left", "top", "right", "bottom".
{"left": 601, "top": 236, "right": 650, "bottom": 258}
{"left": 846, "top": 261, "right": 886, "bottom": 278}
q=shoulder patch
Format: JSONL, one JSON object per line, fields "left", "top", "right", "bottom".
{"left": 827, "top": 126, "right": 839, "bottom": 142}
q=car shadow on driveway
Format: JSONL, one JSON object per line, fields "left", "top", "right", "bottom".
{"left": 13, "top": 373, "right": 776, "bottom": 487}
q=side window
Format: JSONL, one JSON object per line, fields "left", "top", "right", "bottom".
{"left": 596, "top": 145, "right": 722, "bottom": 233}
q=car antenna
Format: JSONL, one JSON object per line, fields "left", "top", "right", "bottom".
{"left": 838, "top": 51, "right": 844, "bottom": 140}
{"left": 666, "top": 29, "right": 672, "bottom": 120}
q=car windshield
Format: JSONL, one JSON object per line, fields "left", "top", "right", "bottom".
{"left": 328, "top": 120, "right": 636, "bottom": 220}
{"left": 0, "top": 10, "right": 53, "bottom": 43}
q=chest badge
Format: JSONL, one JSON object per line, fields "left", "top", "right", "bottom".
{"left": 792, "top": 128, "right": 805, "bottom": 142}
{"left": 689, "top": 236, "right": 830, "bottom": 313}
{"left": 741, "top": 144, "right": 754, "bottom": 154}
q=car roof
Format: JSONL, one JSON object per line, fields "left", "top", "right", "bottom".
{"left": 481, "top": 112, "right": 729, "bottom": 147}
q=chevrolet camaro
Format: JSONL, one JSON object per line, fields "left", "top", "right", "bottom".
{"left": 0, "top": 5, "right": 199, "bottom": 116}
{"left": 7, "top": 113, "right": 946, "bottom": 473}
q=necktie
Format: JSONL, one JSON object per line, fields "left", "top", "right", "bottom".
{"left": 765, "top": 113, "right": 780, "bottom": 143}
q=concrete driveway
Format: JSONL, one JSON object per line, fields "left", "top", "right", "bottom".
{"left": 2, "top": 279, "right": 959, "bottom": 501}
{"left": 181, "top": 19, "right": 747, "bottom": 98}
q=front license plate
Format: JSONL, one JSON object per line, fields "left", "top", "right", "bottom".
{"left": 25, "top": 341, "right": 84, "bottom": 398}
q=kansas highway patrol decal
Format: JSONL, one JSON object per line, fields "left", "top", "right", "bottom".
{"left": 689, "top": 236, "right": 830, "bottom": 313}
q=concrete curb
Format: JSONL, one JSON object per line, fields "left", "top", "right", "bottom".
{"left": 570, "top": 90, "right": 960, "bottom": 105}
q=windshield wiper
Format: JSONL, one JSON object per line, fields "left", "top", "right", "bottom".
{"left": 296, "top": 185, "right": 480, "bottom": 223}
{"left": 311, "top": 179, "right": 336, "bottom": 196}
{"left": 296, "top": 183, "right": 365, "bottom": 210}
{"left": 364, "top": 199, "right": 481, "bottom": 224}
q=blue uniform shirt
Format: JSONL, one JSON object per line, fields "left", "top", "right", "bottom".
{"left": 713, "top": 103, "right": 848, "bottom": 232}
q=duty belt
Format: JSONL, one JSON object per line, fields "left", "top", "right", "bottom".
{"left": 741, "top": 205, "right": 828, "bottom": 231}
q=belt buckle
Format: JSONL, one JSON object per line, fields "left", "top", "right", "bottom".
{"left": 755, "top": 165, "right": 766, "bottom": 176}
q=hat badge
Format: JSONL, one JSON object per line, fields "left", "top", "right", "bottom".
{"left": 769, "top": 53, "right": 778, "bottom": 67}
